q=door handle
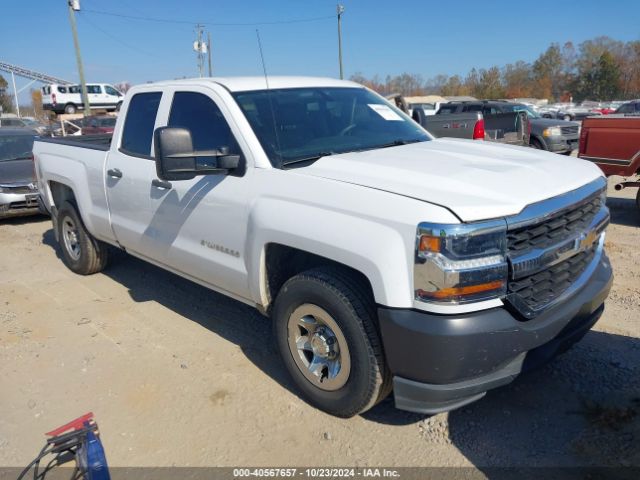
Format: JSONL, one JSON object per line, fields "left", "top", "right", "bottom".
{"left": 152, "top": 179, "right": 172, "bottom": 190}
{"left": 107, "top": 168, "right": 122, "bottom": 178}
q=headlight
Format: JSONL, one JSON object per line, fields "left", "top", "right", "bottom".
{"left": 414, "top": 221, "right": 508, "bottom": 304}
{"left": 543, "top": 127, "right": 562, "bottom": 137}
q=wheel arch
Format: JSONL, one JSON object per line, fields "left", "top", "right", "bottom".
{"left": 261, "top": 243, "right": 376, "bottom": 315}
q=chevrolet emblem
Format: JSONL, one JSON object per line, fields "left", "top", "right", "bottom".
{"left": 577, "top": 229, "right": 598, "bottom": 252}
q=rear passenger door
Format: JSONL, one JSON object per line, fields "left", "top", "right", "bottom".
{"left": 105, "top": 90, "right": 164, "bottom": 256}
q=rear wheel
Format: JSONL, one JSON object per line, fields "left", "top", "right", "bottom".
{"left": 563, "top": 114, "right": 572, "bottom": 121}
{"left": 272, "top": 267, "right": 391, "bottom": 417}
{"left": 57, "top": 201, "right": 108, "bottom": 275}
{"left": 64, "top": 103, "right": 77, "bottom": 114}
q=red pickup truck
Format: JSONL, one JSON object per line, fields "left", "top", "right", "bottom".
{"left": 579, "top": 115, "right": 640, "bottom": 210}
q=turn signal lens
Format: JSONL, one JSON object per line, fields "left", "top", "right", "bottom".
{"left": 419, "top": 235, "right": 441, "bottom": 253}
{"left": 417, "top": 280, "right": 505, "bottom": 301}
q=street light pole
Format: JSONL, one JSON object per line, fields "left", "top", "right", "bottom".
{"left": 11, "top": 71, "right": 20, "bottom": 117}
{"left": 337, "top": 4, "right": 345, "bottom": 79}
{"left": 67, "top": 0, "right": 90, "bottom": 117}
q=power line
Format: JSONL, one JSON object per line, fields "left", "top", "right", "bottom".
{"left": 82, "top": 8, "right": 334, "bottom": 27}
{"left": 78, "top": 13, "right": 164, "bottom": 59}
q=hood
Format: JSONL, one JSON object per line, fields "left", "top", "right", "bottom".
{"left": 0, "top": 159, "right": 36, "bottom": 185}
{"left": 294, "top": 138, "right": 603, "bottom": 222}
{"left": 530, "top": 118, "right": 579, "bottom": 128}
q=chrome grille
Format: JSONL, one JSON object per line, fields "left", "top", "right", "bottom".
{"left": 507, "top": 244, "right": 597, "bottom": 315}
{"left": 560, "top": 125, "right": 579, "bottom": 135}
{"left": 1, "top": 184, "right": 37, "bottom": 194}
{"left": 505, "top": 182, "right": 607, "bottom": 319}
{"left": 507, "top": 194, "right": 603, "bottom": 253}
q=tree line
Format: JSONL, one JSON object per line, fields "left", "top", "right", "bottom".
{"left": 351, "top": 36, "right": 640, "bottom": 102}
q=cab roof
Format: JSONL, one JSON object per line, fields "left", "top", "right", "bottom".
{"left": 148, "top": 76, "right": 363, "bottom": 93}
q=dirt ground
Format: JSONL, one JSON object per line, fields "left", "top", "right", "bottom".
{"left": 0, "top": 178, "right": 638, "bottom": 469}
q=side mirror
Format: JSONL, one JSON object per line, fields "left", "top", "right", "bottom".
{"left": 153, "top": 127, "right": 241, "bottom": 181}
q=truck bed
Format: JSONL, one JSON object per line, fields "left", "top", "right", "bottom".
{"left": 579, "top": 115, "right": 640, "bottom": 177}
{"left": 33, "top": 135, "right": 114, "bottom": 244}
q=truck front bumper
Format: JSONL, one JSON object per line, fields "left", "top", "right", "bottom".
{"left": 378, "top": 253, "right": 613, "bottom": 414}
{"left": 546, "top": 135, "right": 579, "bottom": 153}
{"left": 0, "top": 191, "right": 41, "bottom": 219}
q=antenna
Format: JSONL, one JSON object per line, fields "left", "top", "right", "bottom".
{"left": 256, "top": 29, "right": 282, "bottom": 164}
{"left": 256, "top": 29, "right": 270, "bottom": 89}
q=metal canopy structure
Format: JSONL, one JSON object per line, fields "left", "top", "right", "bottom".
{"left": 0, "top": 61, "right": 72, "bottom": 85}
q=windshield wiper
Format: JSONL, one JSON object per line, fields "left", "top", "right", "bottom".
{"left": 281, "top": 151, "right": 335, "bottom": 167}
{"left": 372, "top": 138, "right": 424, "bottom": 149}
{"left": 4, "top": 155, "right": 33, "bottom": 161}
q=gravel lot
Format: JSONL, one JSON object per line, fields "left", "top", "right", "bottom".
{"left": 0, "top": 178, "right": 638, "bottom": 470}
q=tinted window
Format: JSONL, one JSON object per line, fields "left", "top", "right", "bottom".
{"left": 58, "top": 86, "right": 68, "bottom": 94}
{"left": 98, "top": 117, "right": 117, "bottom": 127}
{"left": 482, "top": 106, "right": 500, "bottom": 115}
{"left": 69, "top": 86, "right": 81, "bottom": 94}
{"left": 121, "top": 92, "right": 162, "bottom": 157}
{"left": 168, "top": 92, "right": 239, "bottom": 153}
{"left": 617, "top": 103, "right": 632, "bottom": 113}
{"left": 462, "top": 104, "right": 482, "bottom": 112}
{"left": 436, "top": 104, "right": 460, "bottom": 114}
{"left": 105, "top": 86, "right": 121, "bottom": 96}
{"left": 87, "top": 85, "right": 102, "bottom": 94}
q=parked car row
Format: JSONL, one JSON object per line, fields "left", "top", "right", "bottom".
{"left": 536, "top": 100, "right": 640, "bottom": 120}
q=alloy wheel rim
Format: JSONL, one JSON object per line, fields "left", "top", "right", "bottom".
{"left": 287, "top": 304, "right": 351, "bottom": 391}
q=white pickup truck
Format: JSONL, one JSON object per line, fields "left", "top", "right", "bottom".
{"left": 34, "top": 77, "right": 613, "bottom": 417}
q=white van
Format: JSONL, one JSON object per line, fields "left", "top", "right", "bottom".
{"left": 41, "top": 84, "right": 124, "bottom": 114}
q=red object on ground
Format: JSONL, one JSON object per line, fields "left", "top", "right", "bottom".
{"left": 45, "top": 412, "right": 95, "bottom": 437}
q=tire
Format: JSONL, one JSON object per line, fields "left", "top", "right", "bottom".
{"left": 563, "top": 114, "right": 572, "bottom": 121}
{"left": 636, "top": 188, "right": 640, "bottom": 213}
{"left": 530, "top": 137, "right": 544, "bottom": 150}
{"left": 57, "top": 201, "right": 108, "bottom": 275}
{"left": 272, "top": 267, "right": 392, "bottom": 417}
{"left": 64, "top": 103, "right": 77, "bottom": 114}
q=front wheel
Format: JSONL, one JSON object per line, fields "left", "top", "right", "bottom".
{"left": 563, "top": 114, "right": 572, "bottom": 121}
{"left": 272, "top": 267, "right": 391, "bottom": 417}
{"left": 64, "top": 103, "right": 77, "bottom": 114}
{"left": 57, "top": 201, "right": 109, "bottom": 275}
{"left": 530, "top": 137, "right": 544, "bottom": 150}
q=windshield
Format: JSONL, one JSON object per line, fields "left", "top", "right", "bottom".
{"left": 98, "top": 117, "right": 116, "bottom": 127}
{"left": 232, "top": 87, "right": 430, "bottom": 167}
{"left": 0, "top": 134, "right": 35, "bottom": 162}
{"left": 501, "top": 104, "right": 540, "bottom": 118}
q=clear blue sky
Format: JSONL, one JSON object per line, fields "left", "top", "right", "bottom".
{"left": 2, "top": 0, "right": 639, "bottom": 103}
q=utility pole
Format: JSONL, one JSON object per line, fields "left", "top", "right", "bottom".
{"left": 207, "top": 32, "right": 213, "bottom": 76}
{"left": 337, "top": 4, "right": 345, "bottom": 79}
{"left": 194, "top": 24, "right": 206, "bottom": 77}
{"left": 67, "top": 0, "right": 90, "bottom": 116}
